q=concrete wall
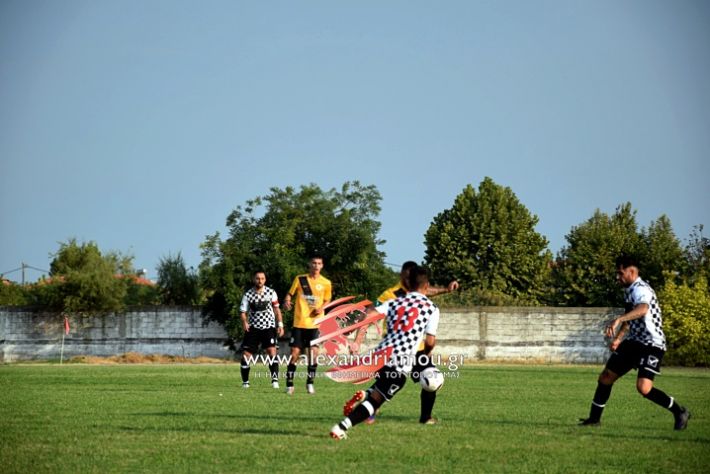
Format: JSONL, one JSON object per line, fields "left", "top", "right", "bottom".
{"left": 0, "top": 307, "right": 231, "bottom": 362}
{"left": 0, "top": 306, "right": 620, "bottom": 363}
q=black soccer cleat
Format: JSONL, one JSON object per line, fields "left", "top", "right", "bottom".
{"left": 674, "top": 407, "right": 691, "bottom": 431}
{"left": 578, "top": 418, "right": 601, "bottom": 427}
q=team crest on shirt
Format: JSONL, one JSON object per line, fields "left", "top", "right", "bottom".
{"left": 316, "top": 284, "right": 323, "bottom": 291}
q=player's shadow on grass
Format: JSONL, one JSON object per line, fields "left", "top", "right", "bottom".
{"left": 118, "top": 425, "right": 317, "bottom": 437}
{"left": 132, "top": 411, "right": 334, "bottom": 422}
{"left": 480, "top": 418, "right": 710, "bottom": 444}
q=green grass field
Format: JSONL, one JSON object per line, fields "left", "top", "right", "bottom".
{"left": 1, "top": 364, "right": 708, "bottom": 473}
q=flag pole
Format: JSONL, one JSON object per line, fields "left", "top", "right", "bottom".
{"left": 60, "top": 315, "right": 69, "bottom": 365}
{"left": 60, "top": 332, "right": 65, "bottom": 365}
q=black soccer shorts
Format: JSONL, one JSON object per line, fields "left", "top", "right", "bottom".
{"left": 410, "top": 350, "right": 436, "bottom": 383}
{"left": 240, "top": 327, "right": 278, "bottom": 354}
{"left": 606, "top": 340, "right": 665, "bottom": 380}
{"left": 372, "top": 366, "right": 408, "bottom": 401}
{"left": 289, "top": 327, "right": 320, "bottom": 350}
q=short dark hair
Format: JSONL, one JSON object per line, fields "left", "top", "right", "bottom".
{"left": 253, "top": 270, "right": 266, "bottom": 277}
{"left": 407, "top": 265, "right": 430, "bottom": 292}
{"left": 615, "top": 254, "right": 639, "bottom": 269}
{"left": 401, "top": 261, "right": 418, "bottom": 273}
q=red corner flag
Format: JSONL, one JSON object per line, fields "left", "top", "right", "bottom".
{"left": 64, "top": 317, "right": 70, "bottom": 335}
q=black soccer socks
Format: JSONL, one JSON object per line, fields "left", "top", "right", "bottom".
{"left": 588, "top": 382, "right": 613, "bottom": 422}
{"left": 420, "top": 390, "right": 436, "bottom": 423}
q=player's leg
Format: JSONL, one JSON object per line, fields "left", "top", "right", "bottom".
{"left": 240, "top": 350, "right": 253, "bottom": 388}
{"left": 635, "top": 348, "right": 691, "bottom": 430}
{"left": 239, "top": 330, "right": 260, "bottom": 388}
{"left": 306, "top": 335, "right": 319, "bottom": 394}
{"left": 580, "top": 341, "right": 633, "bottom": 425}
{"left": 412, "top": 351, "right": 437, "bottom": 424}
{"left": 264, "top": 328, "right": 280, "bottom": 389}
{"left": 331, "top": 368, "right": 407, "bottom": 439}
{"left": 286, "top": 330, "right": 303, "bottom": 394}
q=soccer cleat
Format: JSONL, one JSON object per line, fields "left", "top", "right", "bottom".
{"left": 578, "top": 418, "right": 601, "bottom": 427}
{"left": 286, "top": 386, "right": 295, "bottom": 395}
{"left": 329, "top": 424, "right": 347, "bottom": 440}
{"left": 674, "top": 407, "right": 691, "bottom": 430}
{"left": 306, "top": 384, "right": 316, "bottom": 395}
{"left": 421, "top": 417, "right": 439, "bottom": 425}
{"left": 343, "top": 390, "right": 366, "bottom": 416}
{"left": 272, "top": 381, "right": 280, "bottom": 389}
{"left": 242, "top": 382, "right": 250, "bottom": 389}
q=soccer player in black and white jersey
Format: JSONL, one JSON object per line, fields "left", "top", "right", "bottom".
{"left": 239, "top": 270, "right": 284, "bottom": 389}
{"left": 580, "top": 255, "right": 690, "bottom": 430}
{"left": 330, "top": 265, "right": 440, "bottom": 440}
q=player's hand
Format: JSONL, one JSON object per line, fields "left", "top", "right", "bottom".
{"left": 283, "top": 299, "right": 292, "bottom": 311}
{"left": 447, "top": 280, "right": 460, "bottom": 292}
{"left": 609, "top": 339, "right": 621, "bottom": 351}
{"left": 605, "top": 319, "right": 620, "bottom": 338}
{"left": 277, "top": 327, "right": 284, "bottom": 338}
{"left": 242, "top": 321, "right": 250, "bottom": 332}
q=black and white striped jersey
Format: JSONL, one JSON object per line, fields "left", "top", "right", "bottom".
{"left": 239, "top": 286, "right": 279, "bottom": 330}
{"left": 624, "top": 278, "right": 666, "bottom": 350}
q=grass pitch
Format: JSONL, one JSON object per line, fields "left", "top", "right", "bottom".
{"left": 1, "top": 364, "right": 708, "bottom": 473}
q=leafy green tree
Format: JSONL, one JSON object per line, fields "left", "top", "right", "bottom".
{"left": 640, "top": 215, "right": 684, "bottom": 290}
{"left": 156, "top": 252, "right": 200, "bottom": 305}
{"left": 200, "top": 182, "right": 394, "bottom": 344}
{"left": 553, "top": 205, "right": 688, "bottom": 307}
{"left": 32, "top": 238, "right": 133, "bottom": 314}
{"left": 423, "top": 177, "right": 552, "bottom": 304}
{"left": 659, "top": 275, "right": 710, "bottom": 366}
{"left": 552, "top": 203, "right": 643, "bottom": 306}
{"left": 683, "top": 225, "right": 710, "bottom": 288}
{"left": 0, "top": 280, "right": 29, "bottom": 306}
{"left": 124, "top": 277, "right": 160, "bottom": 306}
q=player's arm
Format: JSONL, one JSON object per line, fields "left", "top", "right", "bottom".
{"left": 239, "top": 294, "right": 250, "bottom": 332}
{"left": 422, "top": 334, "right": 436, "bottom": 355}
{"left": 273, "top": 297, "right": 284, "bottom": 337}
{"left": 609, "top": 322, "right": 628, "bottom": 351}
{"left": 425, "top": 280, "right": 459, "bottom": 298}
{"left": 283, "top": 278, "right": 299, "bottom": 311}
{"left": 605, "top": 303, "right": 649, "bottom": 338}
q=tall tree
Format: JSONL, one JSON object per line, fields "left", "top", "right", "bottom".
{"left": 684, "top": 225, "right": 710, "bottom": 288}
{"left": 157, "top": 252, "right": 200, "bottom": 305}
{"left": 200, "top": 182, "right": 394, "bottom": 342}
{"left": 640, "top": 215, "right": 684, "bottom": 290}
{"left": 424, "top": 177, "right": 551, "bottom": 304}
{"left": 39, "top": 238, "right": 133, "bottom": 314}
{"left": 553, "top": 205, "right": 691, "bottom": 307}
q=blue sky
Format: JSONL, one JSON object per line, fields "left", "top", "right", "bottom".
{"left": 1, "top": 0, "right": 709, "bottom": 282}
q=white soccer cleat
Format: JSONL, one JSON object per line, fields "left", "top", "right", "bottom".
{"left": 242, "top": 382, "right": 250, "bottom": 389}
{"left": 306, "top": 384, "right": 316, "bottom": 395}
{"left": 272, "top": 381, "right": 280, "bottom": 389}
{"left": 329, "top": 424, "right": 347, "bottom": 440}
{"left": 286, "top": 386, "right": 295, "bottom": 395}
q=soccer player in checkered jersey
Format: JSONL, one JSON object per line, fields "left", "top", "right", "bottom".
{"left": 580, "top": 255, "right": 690, "bottom": 430}
{"left": 239, "top": 270, "right": 284, "bottom": 389}
{"left": 330, "top": 265, "right": 440, "bottom": 440}
{"left": 282, "top": 256, "right": 332, "bottom": 395}
{"left": 351, "top": 260, "right": 458, "bottom": 425}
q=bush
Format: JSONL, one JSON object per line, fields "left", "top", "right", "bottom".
{"left": 0, "top": 281, "right": 29, "bottom": 306}
{"left": 434, "top": 288, "right": 540, "bottom": 308}
{"left": 659, "top": 276, "right": 710, "bottom": 367}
